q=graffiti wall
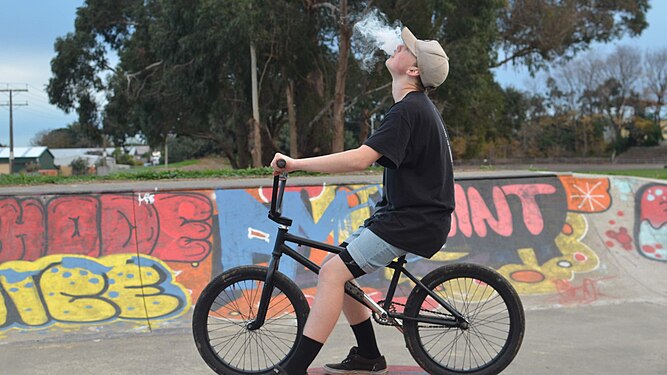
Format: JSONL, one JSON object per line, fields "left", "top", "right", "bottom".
{"left": 0, "top": 174, "right": 665, "bottom": 337}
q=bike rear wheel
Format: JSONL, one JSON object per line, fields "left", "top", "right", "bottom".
{"left": 192, "top": 266, "right": 310, "bottom": 375}
{"left": 403, "top": 263, "right": 525, "bottom": 375}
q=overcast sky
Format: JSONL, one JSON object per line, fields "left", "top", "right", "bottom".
{"left": 1, "top": 1, "right": 666, "bottom": 147}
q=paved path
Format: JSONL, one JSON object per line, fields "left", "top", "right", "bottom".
{"left": 1, "top": 300, "right": 665, "bottom": 374}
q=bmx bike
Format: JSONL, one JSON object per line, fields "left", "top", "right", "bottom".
{"left": 193, "top": 165, "right": 525, "bottom": 374}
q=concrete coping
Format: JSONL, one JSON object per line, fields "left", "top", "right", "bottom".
{"left": 0, "top": 170, "right": 559, "bottom": 196}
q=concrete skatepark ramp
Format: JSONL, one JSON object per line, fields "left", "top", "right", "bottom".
{"left": 0, "top": 172, "right": 665, "bottom": 345}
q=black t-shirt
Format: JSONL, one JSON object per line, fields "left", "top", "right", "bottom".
{"left": 363, "top": 91, "right": 455, "bottom": 258}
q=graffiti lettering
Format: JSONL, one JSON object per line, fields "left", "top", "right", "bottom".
{"left": 502, "top": 184, "right": 557, "bottom": 235}
{"left": 137, "top": 193, "right": 155, "bottom": 205}
{"left": 0, "top": 193, "right": 214, "bottom": 263}
{"left": 0, "top": 198, "right": 45, "bottom": 261}
{"left": 1, "top": 174, "right": 663, "bottom": 338}
{"left": 248, "top": 227, "right": 270, "bottom": 243}
{"left": 0, "top": 254, "right": 189, "bottom": 330}
{"left": 446, "top": 178, "right": 567, "bottom": 267}
{"left": 469, "top": 186, "right": 512, "bottom": 237}
{"left": 552, "top": 277, "right": 613, "bottom": 305}
{"left": 451, "top": 183, "right": 557, "bottom": 238}
{"left": 635, "top": 183, "right": 667, "bottom": 261}
{"left": 217, "top": 185, "right": 380, "bottom": 279}
{"left": 48, "top": 196, "right": 100, "bottom": 256}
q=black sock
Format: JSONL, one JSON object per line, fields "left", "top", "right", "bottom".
{"left": 351, "top": 318, "right": 381, "bottom": 359}
{"left": 283, "top": 335, "right": 323, "bottom": 374}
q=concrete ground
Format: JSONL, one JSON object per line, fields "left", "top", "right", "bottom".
{"left": 1, "top": 300, "right": 665, "bottom": 375}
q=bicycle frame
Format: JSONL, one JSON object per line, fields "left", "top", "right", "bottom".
{"left": 247, "top": 173, "right": 469, "bottom": 333}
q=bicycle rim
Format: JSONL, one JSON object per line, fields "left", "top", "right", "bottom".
{"left": 194, "top": 266, "right": 309, "bottom": 374}
{"left": 404, "top": 264, "right": 524, "bottom": 375}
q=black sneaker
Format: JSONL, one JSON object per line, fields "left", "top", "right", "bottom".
{"left": 323, "top": 347, "right": 388, "bottom": 374}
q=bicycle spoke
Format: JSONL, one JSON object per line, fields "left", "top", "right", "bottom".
{"left": 406, "top": 268, "right": 523, "bottom": 374}
{"left": 258, "top": 325, "right": 294, "bottom": 353}
{"left": 462, "top": 329, "right": 484, "bottom": 370}
{"left": 255, "top": 330, "right": 271, "bottom": 370}
{"left": 193, "top": 270, "right": 307, "bottom": 374}
{"left": 215, "top": 327, "right": 246, "bottom": 364}
{"left": 465, "top": 332, "right": 501, "bottom": 361}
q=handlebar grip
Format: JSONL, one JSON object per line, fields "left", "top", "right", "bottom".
{"left": 270, "top": 160, "right": 287, "bottom": 218}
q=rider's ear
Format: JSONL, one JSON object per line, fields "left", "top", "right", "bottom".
{"left": 406, "top": 67, "right": 420, "bottom": 78}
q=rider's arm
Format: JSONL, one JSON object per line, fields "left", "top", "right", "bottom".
{"left": 271, "top": 145, "right": 381, "bottom": 174}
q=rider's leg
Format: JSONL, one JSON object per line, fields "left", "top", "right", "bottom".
{"left": 337, "top": 228, "right": 407, "bottom": 362}
{"left": 321, "top": 253, "right": 380, "bottom": 359}
{"left": 304, "top": 255, "right": 355, "bottom": 341}
{"left": 282, "top": 255, "right": 354, "bottom": 374}
{"left": 321, "top": 253, "right": 371, "bottom": 324}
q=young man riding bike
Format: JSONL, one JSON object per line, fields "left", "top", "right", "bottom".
{"left": 270, "top": 27, "right": 453, "bottom": 375}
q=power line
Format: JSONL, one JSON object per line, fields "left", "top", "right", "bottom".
{"left": 22, "top": 91, "right": 51, "bottom": 105}
{"left": 0, "top": 85, "right": 29, "bottom": 174}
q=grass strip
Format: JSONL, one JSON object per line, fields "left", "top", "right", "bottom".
{"left": 576, "top": 168, "right": 667, "bottom": 180}
{"left": 0, "top": 167, "right": 318, "bottom": 186}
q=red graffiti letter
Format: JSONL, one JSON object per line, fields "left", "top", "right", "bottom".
{"left": 468, "top": 186, "right": 513, "bottom": 237}
{"left": 100, "top": 195, "right": 159, "bottom": 255}
{"left": 0, "top": 198, "right": 45, "bottom": 261}
{"left": 151, "top": 193, "right": 213, "bottom": 262}
{"left": 47, "top": 196, "right": 100, "bottom": 257}
{"left": 450, "top": 183, "right": 473, "bottom": 238}
{"left": 501, "top": 184, "right": 556, "bottom": 235}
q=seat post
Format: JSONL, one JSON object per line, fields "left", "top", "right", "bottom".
{"left": 383, "top": 255, "right": 407, "bottom": 311}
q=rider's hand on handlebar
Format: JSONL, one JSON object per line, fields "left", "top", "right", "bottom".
{"left": 270, "top": 153, "right": 295, "bottom": 175}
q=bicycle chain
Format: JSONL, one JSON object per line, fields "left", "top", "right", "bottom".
{"left": 371, "top": 300, "right": 399, "bottom": 326}
{"left": 372, "top": 300, "right": 460, "bottom": 329}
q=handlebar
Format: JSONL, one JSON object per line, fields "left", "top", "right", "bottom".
{"left": 268, "top": 159, "right": 292, "bottom": 226}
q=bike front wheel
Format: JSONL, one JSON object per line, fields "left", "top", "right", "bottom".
{"left": 192, "top": 266, "right": 310, "bottom": 374}
{"left": 403, "top": 263, "right": 525, "bottom": 375}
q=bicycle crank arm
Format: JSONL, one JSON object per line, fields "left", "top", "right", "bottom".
{"left": 395, "top": 314, "right": 468, "bottom": 329}
{"left": 345, "top": 282, "right": 404, "bottom": 332}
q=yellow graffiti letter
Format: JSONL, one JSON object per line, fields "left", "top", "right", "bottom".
{"left": 41, "top": 262, "right": 117, "bottom": 323}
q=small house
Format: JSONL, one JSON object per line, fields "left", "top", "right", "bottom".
{"left": 0, "top": 147, "right": 57, "bottom": 174}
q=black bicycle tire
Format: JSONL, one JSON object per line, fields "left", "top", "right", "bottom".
{"left": 403, "top": 263, "right": 525, "bottom": 375}
{"left": 192, "top": 266, "right": 310, "bottom": 375}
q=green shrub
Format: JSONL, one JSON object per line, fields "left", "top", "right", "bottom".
{"left": 115, "top": 152, "right": 139, "bottom": 166}
{"left": 70, "top": 157, "right": 89, "bottom": 176}
{"left": 25, "top": 162, "right": 41, "bottom": 173}
{"left": 163, "top": 136, "right": 220, "bottom": 164}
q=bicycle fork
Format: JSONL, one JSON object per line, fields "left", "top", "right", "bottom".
{"left": 246, "top": 228, "right": 288, "bottom": 331}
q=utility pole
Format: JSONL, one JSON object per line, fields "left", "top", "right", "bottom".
{"left": 0, "top": 86, "right": 28, "bottom": 174}
{"left": 249, "top": 43, "right": 262, "bottom": 168}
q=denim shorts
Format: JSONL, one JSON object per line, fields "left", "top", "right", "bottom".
{"left": 342, "top": 227, "right": 408, "bottom": 275}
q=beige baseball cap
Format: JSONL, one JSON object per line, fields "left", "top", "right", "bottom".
{"left": 401, "top": 27, "right": 449, "bottom": 89}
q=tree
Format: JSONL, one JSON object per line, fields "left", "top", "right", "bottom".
{"left": 330, "top": 0, "right": 352, "bottom": 154}
{"left": 32, "top": 129, "right": 76, "bottom": 148}
{"left": 497, "top": 0, "right": 649, "bottom": 70}
{"left": 595, "top": 46, "right": 643, "bottom": 142}
{"left": 430, "top": 0, "right": 506, "bottom": 159}
{"left": 31, "top": 122, "right": 100, "bottom": 148}
{"left": 550, "top": 52, "right": 605, "bottom": 155}
{"left": 644, "top": 48, "right": 667, "bottom": 126}
{"left": 47, "top": 0, "right": 651, "bottom": 167}
{"left": 47, "top": 0, "right": 142, "bottom": 144}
